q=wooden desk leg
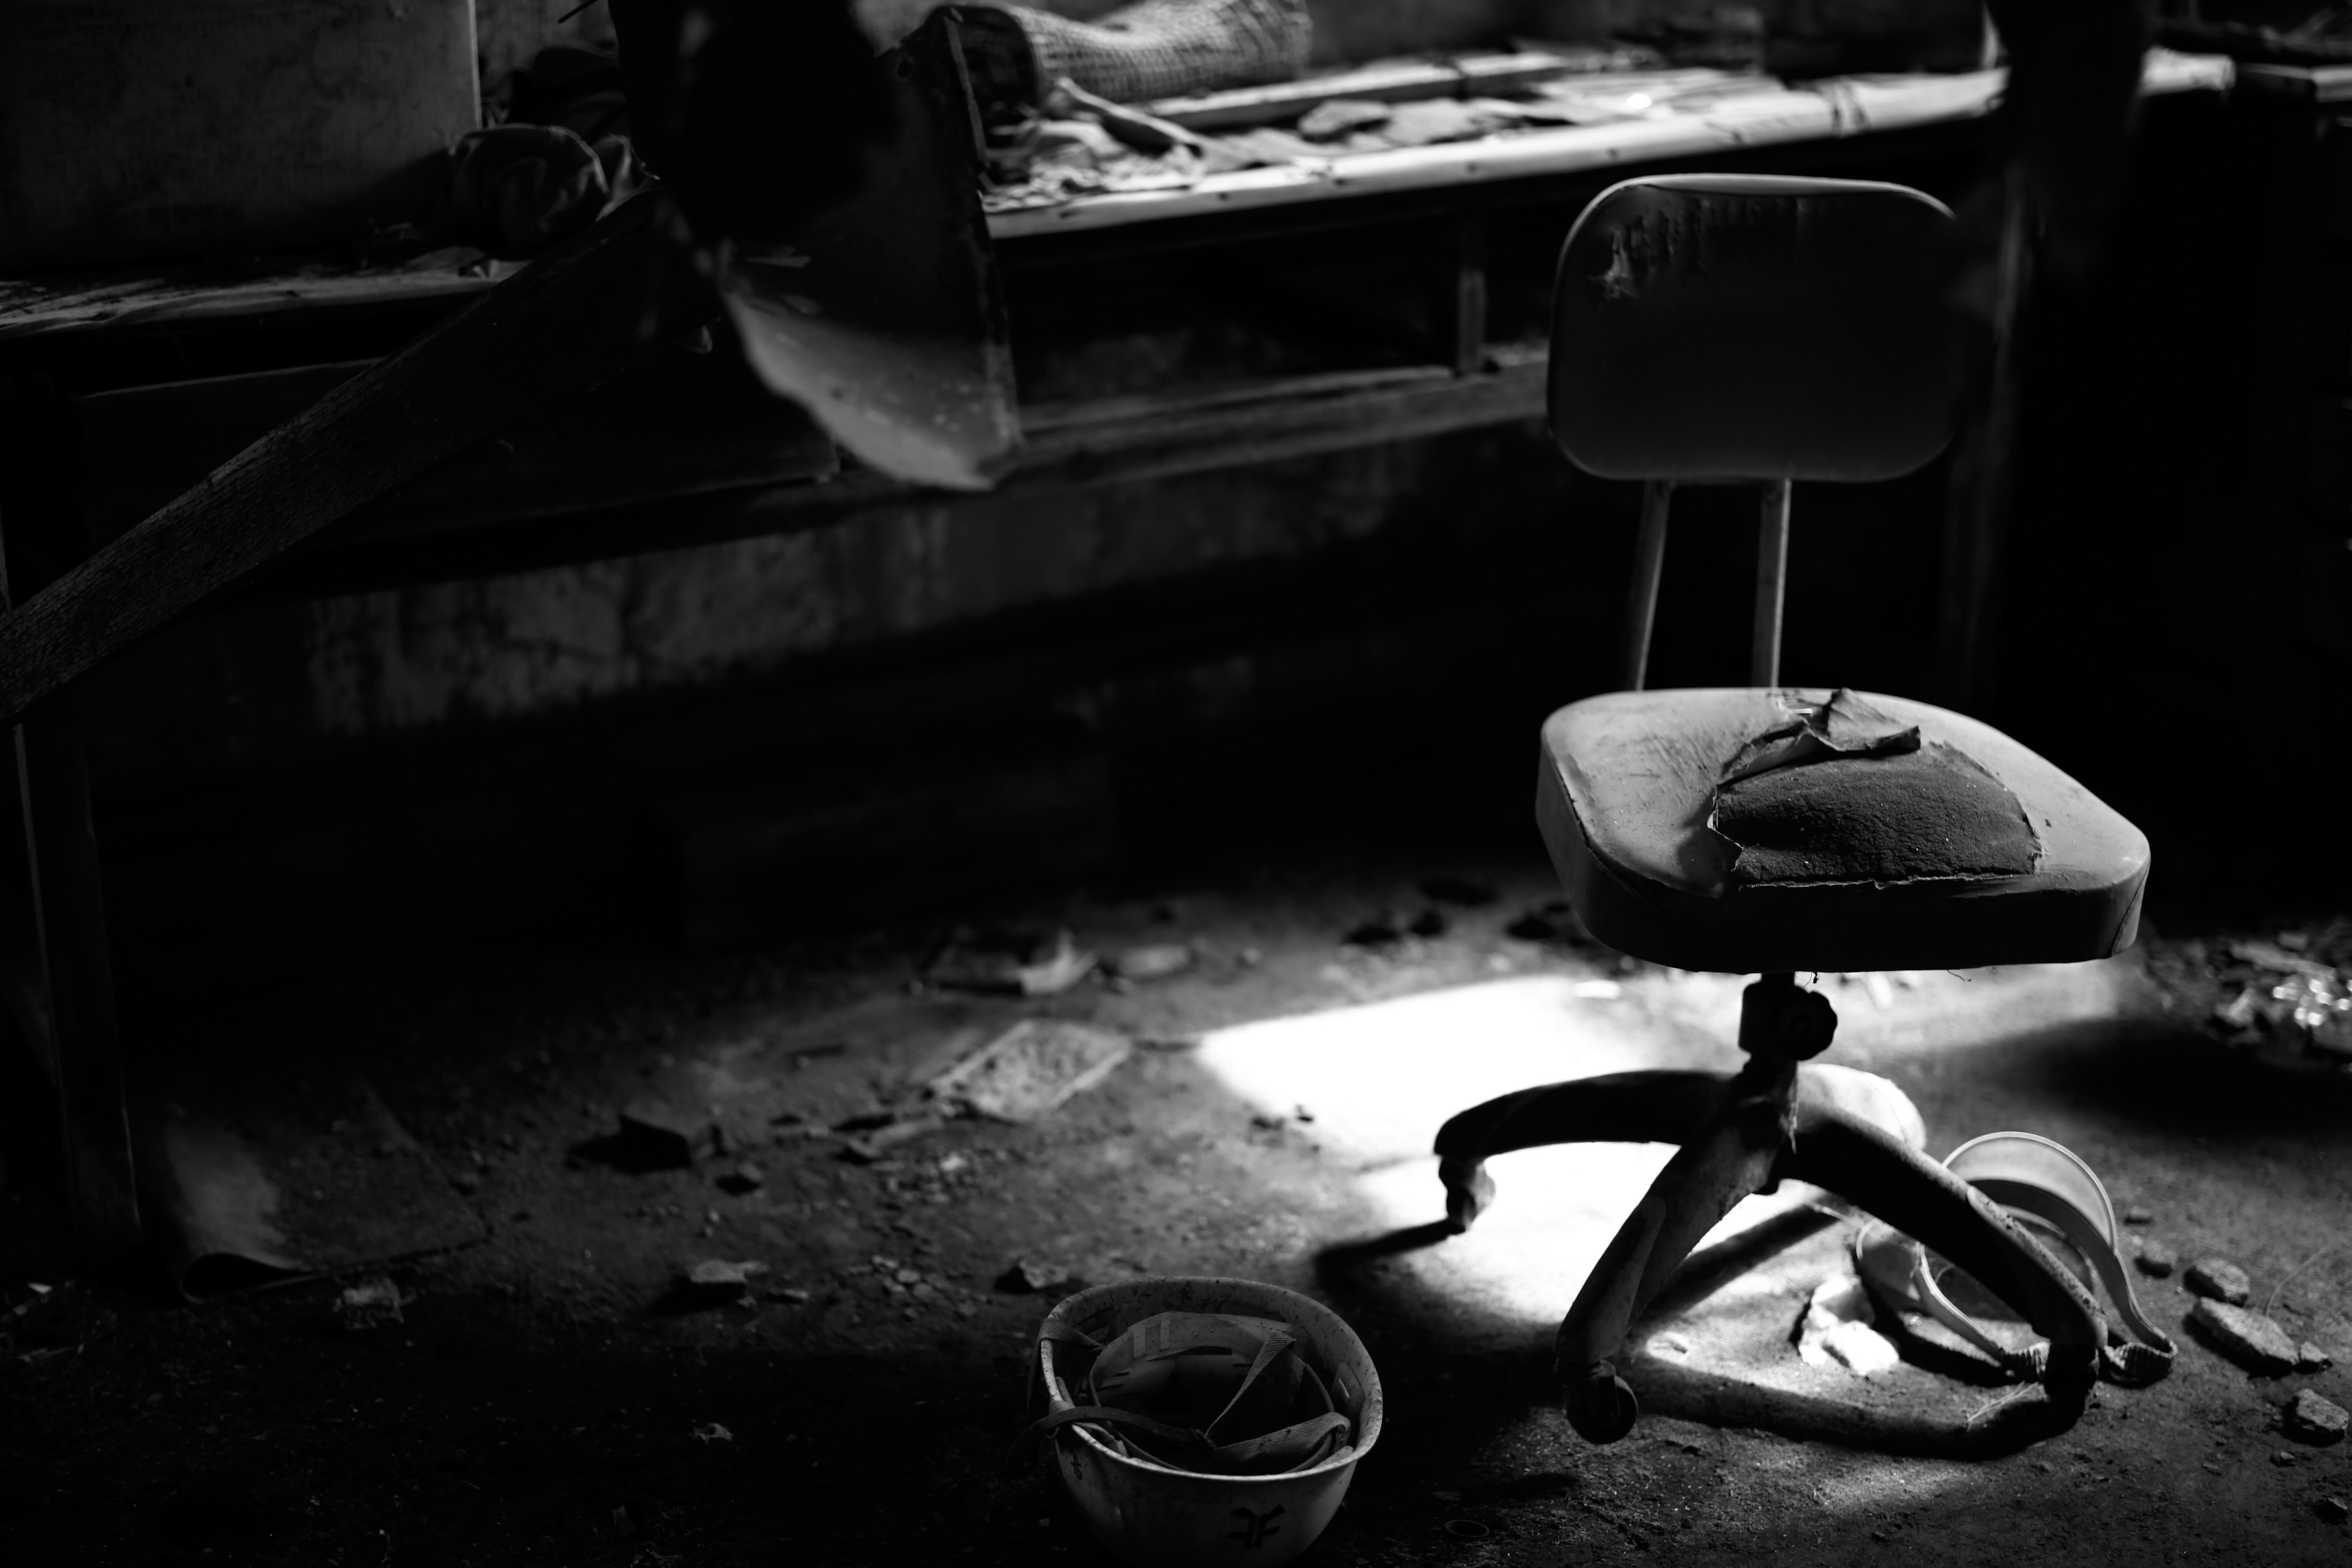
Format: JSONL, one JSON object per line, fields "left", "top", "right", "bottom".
{"left": 0, "top": 377, "right": 143, "bottom": 1270}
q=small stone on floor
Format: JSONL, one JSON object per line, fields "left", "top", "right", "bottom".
{"left": 2190, "top": 1298, "right": 2298, "bottom": 1374}
{"left": 2283, "top": 1389, "right": 2348, "bottom": 1446}
{"left": 2185, "top": 1257, "right": 2251, "bottom": 1305}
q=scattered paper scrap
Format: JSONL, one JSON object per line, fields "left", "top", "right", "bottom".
{"left": 1795, "top": 1274, "right": 1898, "bottom": 1376}
{"left": 928, "top": 1020, "right": 1132, "bottom": 1123}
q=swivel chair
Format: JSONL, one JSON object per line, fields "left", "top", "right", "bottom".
{"left": 1433, "top": 175, "right": 2150, "bottom": 1443}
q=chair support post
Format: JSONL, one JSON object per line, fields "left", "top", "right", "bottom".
{"left": 1624, "top": 480, "right": 1672, "bottom": 690}
{"left": 1751, "top": 480, "right": 1791, "bottom": 686}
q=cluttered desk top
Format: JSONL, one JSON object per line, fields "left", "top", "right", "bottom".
{"left": 0, "top": 47, "right": 2232, "bottom": 346}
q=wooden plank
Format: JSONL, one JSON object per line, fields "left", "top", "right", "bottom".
{"left": 261, "top": 358, "right": 1549, "bottom": 595}
{"left": 0, "top": 376, "right": 143, "bottom": 1268}
{"left": 76, "top": 351, "right": 839, "bottom": 552}
{"left": 1144, "top": 49, "right": 1632, "bottom": 130}
{"left": 0, "top": 192, "right": 681, "bottom": 731}
{"left": 0, "top": 266, "right": 494, "bottom": 345}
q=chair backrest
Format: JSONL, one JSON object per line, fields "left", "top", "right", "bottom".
{"left": 1548, "top": 175, "right": 1961, "bottom": 484}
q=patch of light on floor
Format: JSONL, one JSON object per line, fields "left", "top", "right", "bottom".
{"left": 1813, "top": 1460, "right": 1978, "bottom": 1515}
{"left": 1195, "top": 974, "right": 1824, "bottom": 1336}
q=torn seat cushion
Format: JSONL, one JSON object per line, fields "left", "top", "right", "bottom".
{"left": 1535, "top": 688, "right": 2149, "bottom": 973}
{"left": 1713, "top": 744, "right": 2040, "bottom": 886}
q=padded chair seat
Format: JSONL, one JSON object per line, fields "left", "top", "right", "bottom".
{"left": 1536, "top": 687, "right": 2148, "bottom": 973}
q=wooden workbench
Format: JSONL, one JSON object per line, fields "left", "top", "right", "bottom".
{"left": 0, "top": 50, "right": 2235, "bottom": 1267}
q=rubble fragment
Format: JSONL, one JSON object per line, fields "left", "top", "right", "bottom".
{"left": 676, "top": 1259, "right": 767, "bottom": 1306}
{"left": 2185, "top": 1258, "right": 2252, "bottom": 1305}
{"left": 613, "top": 1102, "right": 712, "bottom": 1169}
{"left": 692, "top": 1422, "right": 733, "bottom": 1443}
{"left": 998, "top": 1259, "right": 1079, "bottom": 1294}
{"left": 2135, "top": 1242, "right": 2177, "bottom": 1278}
{"left": 1015, "top": 932, "right": 1096, "bottom": 996}
{"left": 1110, "top": 943, "right": 1194, "bottom": 982}
{"left": 2123, "top": 1205, "right": 2154, "bottom": 1226}
{"left": 2316, "top": 1497, "right": 2350, "bottom": 1526}
{"left": 2284, "top": 1389, "right": 2348, "bottom": 1446}
{"left": 926, "top": 928, "right": 1096, "bottom": 996}
{"left": 715, "top": 1161, "right": 765, "bottom": 1194}
{"left": 839, "top": 1115, "right": 945, "bottom": 1163}
{"left": 2299, "top": 1342, "right": 2334, "bottom": 1371}
{"left": 4, "top": 1283, "right": 115, "bottom": 1354}
{"left": 334, "top": 1278, "right": 405, "bottom": 1332}
{"left": 2189, "top": 1298, "right": 2299, "bottom": 1374}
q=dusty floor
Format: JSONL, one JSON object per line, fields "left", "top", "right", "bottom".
{"left": 2, "top": 846, "right": 2349, "bottom": 1567}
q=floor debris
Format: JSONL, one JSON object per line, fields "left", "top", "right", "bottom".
{"left": 692, "top": 1422, "right": 733, "bottom": 1443}
{"left": 2318, "top": 1496, "right": 2351, "bottom": 1525}
{"left": 5, "top": 1281, "right": 115, "bottom": 1357}
{"left": 839, "top": 1115, "right": 946, "bottom": 1163}
{"left": 2185, "top": 1257, "right": 2252, "bottom": 1305}
{"left": 2300, "top": 1341, "right": 2335, "bottom": 1371}
{"left": 926, "top": 928, "right": 1097, "bottom": 996}
{"left": 926, "top": 1019, "right": 1132, "bottom": 1122}
{"left": 2284, "top": 1389, "right": 2348, "bottom": 1445}
{"left": 2144, "top": 921, "right": 2352, "bottom": 1072}
{"left": 676, "top": 1259, "right": 767, "bottom": 1306}
{"left": 715, "top": 1161, "right": 764, "bottom": 1194}
{"left": 2189, "top": 1298, "right": 2299, "bottom": 1374}
{"left": 1794, "top": 1274, "right": 1899, "bottom": 1375}
{"left": 334, "top": 1278, "right": 405, "bottom": 1332}
{"left": 1110, "top": 941, "right": 1194, "bottom": 981}
{"left": 999, "top": 1258, "right": 1079, "bottom": 1294}
{"left": 611, "top": 1102, "right": 713, "bottom": 1170}
{"left": 2135, "top": 1241, "right": 2177, "bottom": 1278}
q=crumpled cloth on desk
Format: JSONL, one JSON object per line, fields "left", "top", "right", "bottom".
{"left": 439, "top": 46, "right": 643, "bottom": 255}
{"left": 959, "top": 0, "right": 1309, "bottom": 106}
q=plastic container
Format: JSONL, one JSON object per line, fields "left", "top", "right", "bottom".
{"left": 1035, "top": 1276, "right": 1382, "bottom": 1567}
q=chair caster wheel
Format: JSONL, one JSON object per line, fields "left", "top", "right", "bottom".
{"left": 1562, "top": 1363, "right": 1640, "bottom": 1444}
{"left": 1438, "top": 1157, "right": 1494, "bottom": 1234}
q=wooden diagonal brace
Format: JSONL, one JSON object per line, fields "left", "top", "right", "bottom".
{"left": 0, "top": 192, "right": 679, "bottom": 731}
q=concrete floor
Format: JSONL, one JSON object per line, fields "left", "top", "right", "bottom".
{"left": 2, "top": 848, "right": 2348, "bottom": 1566}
